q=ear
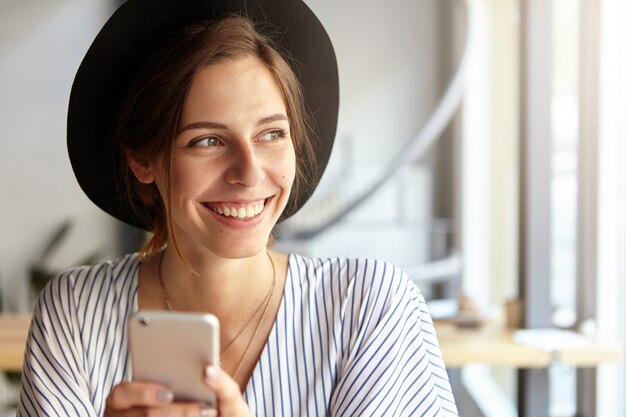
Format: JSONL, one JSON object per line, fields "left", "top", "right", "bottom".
{"left": 128, "top": 157, "right": 156, "bottom": 184}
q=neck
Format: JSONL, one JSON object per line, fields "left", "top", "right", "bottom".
{"left": 158, "top": 246, "right": 274, "bottom": 316}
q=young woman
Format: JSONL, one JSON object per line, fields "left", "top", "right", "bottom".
{"left": 18, "top": 1, "right": 458, "bottom": 416}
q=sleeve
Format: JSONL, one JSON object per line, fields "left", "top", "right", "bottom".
{"left": 329, "top": 261, "right": 458, "bottom": 417}
{"left": 17, "top": 271, "right": 98, "bottom": 417}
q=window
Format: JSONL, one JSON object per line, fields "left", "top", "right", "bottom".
{"left": 596, "top": 1, "right": 626, "bottom": 415}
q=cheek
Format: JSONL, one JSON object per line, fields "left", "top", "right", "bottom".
{"left": 279, "top": 148, "right": 297, "bottom": 187}
{"left": 166, "top": 160, "right": 210, "bottom": 205}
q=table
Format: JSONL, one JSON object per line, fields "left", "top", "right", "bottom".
{"left": 0, "top": 315, "right": 622, "bottom": 372}
{"left": 435, "top": 321, "right": 623, "bottom": 368}
{"left": 436, "top": 321, "right": 623, "bottom": 417}
{"left": 0, "top": 315, "right": 30, "bottom": 372}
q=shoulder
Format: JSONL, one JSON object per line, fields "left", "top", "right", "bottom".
{"left": 287, "top": 253, "right": 422, "bottom": 316}
{"left": 44, "top": 253, "right": 139, "bottom": 292}
{"left": 35, "top": 253, "right": 140, "bottom": 318}
{"left": 289, "top": 253, "right": 415, "bottom": 294}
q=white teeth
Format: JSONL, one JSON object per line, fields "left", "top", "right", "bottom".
{"left": 211, "top": 201, "right": 265, "bottom": 219}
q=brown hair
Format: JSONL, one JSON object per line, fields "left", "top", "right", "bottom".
{"left": 115, "top": 16, "right": 316, "bottom": 258}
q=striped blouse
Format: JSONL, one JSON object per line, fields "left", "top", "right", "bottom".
{"left": 18, "top": 253, "right": 458, "bottom": 416}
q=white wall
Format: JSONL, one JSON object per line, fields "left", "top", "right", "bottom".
{"left": 304, "top": 0, "right": 441, "bottom": 184}
{"left": 0, "top": 0, "right": 117, "bottom": 311}
{"left": 305, "top": 0, "right": 441, "bottom": 169}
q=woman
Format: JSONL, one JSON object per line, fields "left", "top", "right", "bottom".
{"left": 18, "top": 1, "right": 458, "bottom": 416}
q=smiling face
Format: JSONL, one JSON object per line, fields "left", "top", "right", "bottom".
{"left": 145, "top": 56, "right": 296, "bottom": 259}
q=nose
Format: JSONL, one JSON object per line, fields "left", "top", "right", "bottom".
{"left": 223, "top": 144, "right": 265, "bottom": 187}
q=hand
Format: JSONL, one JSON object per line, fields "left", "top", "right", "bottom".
{"left": 203, "top": 365, "right": 252, "bottom": 417}
{"left": 103, "top": 381, "right": 216, "bottom": 417}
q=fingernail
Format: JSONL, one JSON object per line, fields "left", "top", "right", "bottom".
{"left": 156, "top": 389, "right": 174, "bottom": 403}
{"left": 204, "top": 365, "right": 219, "bottom": 381}
{"left": 200, "top": 405, "right": 217, "bottom": 417}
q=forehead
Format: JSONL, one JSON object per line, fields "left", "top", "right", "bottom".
{"left": 181, "top": 56, "right": 287, "bottom": 124}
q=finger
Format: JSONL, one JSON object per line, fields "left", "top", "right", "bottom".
{"left": 203, "top": 366, "right": 250, "bottom": 416}
{"left": 106, "top": 381, "right": 174, "bottom": 410}
{"left": 145, "top": 403, "right": 217, "bottom": 417}
{"left": 198, "top": 404, "right": 218, "bottom": 417}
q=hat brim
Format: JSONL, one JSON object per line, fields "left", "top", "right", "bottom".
{"left": 67, "top": 0, "right": 338, "bottom": 229}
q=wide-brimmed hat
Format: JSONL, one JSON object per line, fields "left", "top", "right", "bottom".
{"left": 67, "top": 0, "right": 338, "bottom": 229}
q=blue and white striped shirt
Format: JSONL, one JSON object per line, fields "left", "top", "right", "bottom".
{"left": 18, "top": 253, "right": 458, "bottom": 416}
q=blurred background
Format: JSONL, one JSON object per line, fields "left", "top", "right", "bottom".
{"left": 0, "top": 0, "right": 624, "bottom": 416}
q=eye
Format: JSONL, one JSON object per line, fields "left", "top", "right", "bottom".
{"left": 189, "top": 136, "right": 222, "bottom": 147}
{"left": 258, "top": 129, "right": 288, "bottom": 142}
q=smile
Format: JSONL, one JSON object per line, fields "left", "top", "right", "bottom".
{"left": 206, "top": 199, "right": 266, "bottom": 220}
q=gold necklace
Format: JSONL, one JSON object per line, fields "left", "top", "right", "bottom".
{"left": 233, "top": 252, "right": 276, "bottom": 379}
{"left": 157, "top": 251, "right": 276, "bottom": 362}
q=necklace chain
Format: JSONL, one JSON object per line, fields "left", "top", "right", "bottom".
{"left": 156, "top": 250, "right": 276, "bottom": 374}
{"left": 233, "top": 252, "right": 275, "bottom": 379}
{"left": 157, "top": 251, "right": 173, "bottom": 311}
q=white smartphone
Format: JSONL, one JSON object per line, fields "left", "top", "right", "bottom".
{"left": 128, "top": 310, "right": 220, "bottom": 405}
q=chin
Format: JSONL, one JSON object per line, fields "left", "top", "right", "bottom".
{"left": 203, "top": 231, "right": 273, "bottom": 260}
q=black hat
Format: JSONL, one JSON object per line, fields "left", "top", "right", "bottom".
{"left": 67, "top": 0, "right": 338, "bottom": 229}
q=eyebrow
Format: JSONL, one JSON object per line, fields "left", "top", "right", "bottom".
{"left": 177, "top": 113, "right": 289, "bottom": 133}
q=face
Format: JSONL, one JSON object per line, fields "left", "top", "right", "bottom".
{"left": 142, "top": 56, "right": 296, "bottom": 259}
